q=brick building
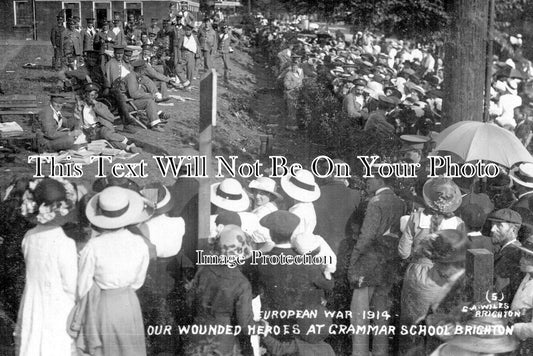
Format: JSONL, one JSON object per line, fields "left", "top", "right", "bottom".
{"left": 0, "top": 0, "right": 201, "bottom": 41}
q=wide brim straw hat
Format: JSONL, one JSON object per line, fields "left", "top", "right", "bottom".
{"left": 141, "top": 182, "right": 175, "bottom": 216}
{"left": 210, "top": 178, "right": 250, "bottom": 212}
{"left": 280, "top": 169, "right": 320, "bottom": 202}
{"left": 86, "top": 186, "right": 154, "bottom": 229}
{"left": 510, "top": 163, "right": 533, "bottom": 189}
{"left": 422, "top": 177, "right": 462, "bottom": 214}
{"left": 248, "top": 177, "right": 283, "bottom": 201}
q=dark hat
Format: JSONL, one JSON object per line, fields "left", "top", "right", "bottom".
{"left": 124, "top": 46, "right": 135, "bottom": 54}
{"left": 33, "top": 177, "right": 66, "bottom": 206}
{"left": 430, "top": 229, "right": 468, "bottom": 263}
{"left": 84, "top": 83, "right": 100, "bottom": 93}
{"left": 113, "top": 45, "right": 125, "bottom": 53}
{"left": 162, "top": 19, "right": 169, "bottom": 24}
{"left": 458, "top": 203, "right": 487, "bottom": 230}
{"left": 148, "top": 31, "right": 157, "bottom": 36}
{"left": 91, "top": 176, "right": 141, "bottom": 193}
{"left": 185, "top": 24, "right": 194, "bottom": 30}
{"left": 378, "top": 94, "right": 400, "bottom": 106}
{"left": 101, "top": 20, "right": 109, "bottom": 26}
{"left": 141, "top": 43, "right": 153, "bottom": 50}
{"left": 384, "top": 86, "right": 402, "bottom": 100}
{"left": 50, "top": 93, "right": 68, "bottom": 103}
{"left": 140, "top": 182, "right": 175, "bottom": 215}
{"left": 112, "top": 18, "right": 121, "bottom": 23}
{"left": 132, "top": 59, "right": 147, "bottom": 69}
{"left": 488, "top": 208, "right": 522, "bottom": 225}
{"left": 399, "top": 134, "right": 429, "bottom": 151}
{"left": 215, "top": 211, "right": 242, "bottom": 227}
{"left": 260, "top": 211, "right": 300, "bottom": 239}
{"left": 353, "top": 78, "right": 367, "bottom": 87}
{"left": 151, "top": 18, "right": 158, "bottom": 22}
{"left": 86, "top": 18, "right": 95, "bottom": 23}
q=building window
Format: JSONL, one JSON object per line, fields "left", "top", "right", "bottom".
{"left": 125, "top": 2, "right": 143, "bottom": 21}
{"left": 14, "top": 0, "right": 32, "bottom": 26}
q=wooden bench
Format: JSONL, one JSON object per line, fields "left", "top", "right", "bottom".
{"left": 0, "top": 95, "right": 39, "bottom": 150}
{"left": 0, "top": 94, "right": 39, "bottom": 122}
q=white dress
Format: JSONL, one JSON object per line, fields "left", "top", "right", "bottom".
{"left": 15, "top": 225, "right": 78, "bottom": 356}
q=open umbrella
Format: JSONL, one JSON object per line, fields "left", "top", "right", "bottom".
{"left": 434, "top": 121, "right": 533, "bottom": 168}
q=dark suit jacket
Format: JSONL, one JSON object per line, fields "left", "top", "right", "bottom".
{"left": 82, "top": 28, "right": 96, "bottom": 52}
{"left": 35, "top": 105, "right": 76, "bottom": 140}
{"left": 313, "top": 181, "right": 360, "bottom": 254}
{"left": 494, "top": 241, "right": 523, "bottom": 302}
{"left": 511, "top": 192, "right": 533, "bottom": 210}
{"left": 348, "top": 187, "right": 405, "bottom": 287}
{"left": 255, "top": 247, "right": 333, "bottom": 311}
{"left": 124, "top": 72, "right": 152, "bottom": 100}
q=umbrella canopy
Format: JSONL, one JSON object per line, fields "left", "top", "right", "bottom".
{"left": 434, "top": 121, "right": 533, "bottom": 168}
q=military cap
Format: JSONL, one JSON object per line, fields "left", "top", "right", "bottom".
{"left": 113, "top": 45, "right": 125, "bottom": 53}
{"left": 86, "top": 18, "right": 95, "bottom": 23}
{"left": 131, "top": 59, "right": 147, "bottom": 69}
{"left": 84, "top": 83, "right": 100, "bottom": 93}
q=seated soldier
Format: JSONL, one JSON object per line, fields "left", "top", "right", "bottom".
{"left": 75, "top": 83, "right": 141, "bottom": 153}
{"left": 61, "top": 50, "right": 105, "bottom": 93}
{"left": 123, "top": 59, "right": 168, "bottom": 132}
{"left": 34, "top": 93, "right": 82, "bottom": 152}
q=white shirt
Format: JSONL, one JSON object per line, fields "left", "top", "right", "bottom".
{"left": 120, "top": 63, "right": 130, "bottom": 79}
{"left": 50, "top": 104, "right": 63, "bottom": 128}
{"left": 496, "top": 93, "right": 522, "bottom": 129}
{"left": 289, "top": 202, "right": 317, "bottom": 237}
{"left": 139, "top": 215, "right": 185, "bottom": 258}
{"left": 77, "top": 228, "right": 150, "bottom": 298}
{"left": 183, "top": 35, "right": 197, "bottom": 54}
{"left": 81, "top": 105, "right": 97, "bottom": 128}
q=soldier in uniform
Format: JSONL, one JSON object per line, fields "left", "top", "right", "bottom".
{"left": 218, "top": 24, "right": 238, "bottom": 82}
{"left": 82, "top": 18, "right": 97, "bottom": 52}
{"left": 198, "top": 17, "right": 218, "bottom": 71}
{"left": 62, "top": 19, "right": 82, "bottom": 70}
{"left": 94, "top": 20, "right": 115, "bottom": 53}
{"left": 111, "top": 19, "right": 125, "bottom": 46}
{"left": 50, "top": 15, "right": 65, "bottom": 71}
{"left": 148, "top": 18, "right": 160, "bottom": 37}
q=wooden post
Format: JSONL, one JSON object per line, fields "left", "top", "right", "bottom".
{"left": 198, "top": 69, "right": 217, "bottom": 250}
{"left": 466, "top": 249, "right": 494, "bottom": 303}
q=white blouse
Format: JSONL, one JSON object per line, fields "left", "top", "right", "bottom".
{"left": 77, "top": 228, "right": 149, "bottom": 299}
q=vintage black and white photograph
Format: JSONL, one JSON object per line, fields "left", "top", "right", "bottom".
{"left": 1, "top": 0, "right": 533, "bottom": 355}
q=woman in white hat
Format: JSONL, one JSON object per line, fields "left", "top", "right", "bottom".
{"left": 77, "top": 186, "right": 154, "bottom": 356}
{"left": 248, "top": 176, "right": 283, "bottom": 220}
{"left": 209, "top": 178, "right": 264, "bottom": 243}
{"left": 280, "top": 169, "right": 321, "bottom": 237}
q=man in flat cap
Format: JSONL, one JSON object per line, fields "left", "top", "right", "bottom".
{"left": 50, "top": 14, "right": 65, "bottom": 70}
{"left": 34, "top": 94, "right": 81, "bottom": 152}
{"left": 489, "top": 208, "right": 523, "bottom": 303}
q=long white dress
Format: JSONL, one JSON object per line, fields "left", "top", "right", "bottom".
{"left": 15, "top": 224, "right": 78, "bottom": 356}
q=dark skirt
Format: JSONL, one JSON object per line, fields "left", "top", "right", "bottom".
{"left": 97, "top": 287, "right": 147, "bottom": 356}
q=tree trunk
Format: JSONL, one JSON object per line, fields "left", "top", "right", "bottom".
{"left": 442, "top": 0, "right": 488, "bottom": 126}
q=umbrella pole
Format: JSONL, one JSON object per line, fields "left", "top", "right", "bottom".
{"left": 483, "top": 0, "right": 495, "bottom": 123}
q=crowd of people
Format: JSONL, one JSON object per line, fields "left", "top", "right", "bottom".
{"left": 256, "top": 18, "right": 533, "bottom": 143}
{"left": 41, "top": 6, "right": 240, "bottom": 153}
{"left": 5, "top": 8, "right": 533, "bottom": 356}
